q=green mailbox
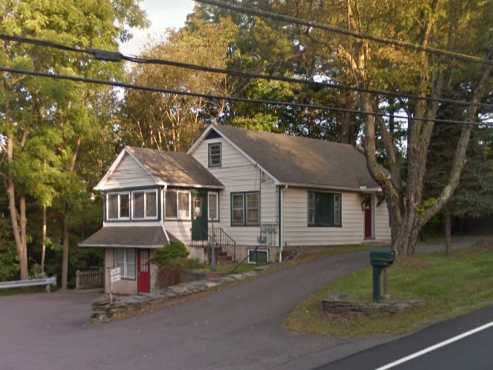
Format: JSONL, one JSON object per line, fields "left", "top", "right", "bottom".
{"left": 370, "top": 250, "right": 395, "bottom": 302}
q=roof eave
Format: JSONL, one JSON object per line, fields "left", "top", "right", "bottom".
{"left": 167, "top": 182, "right": 224, "bottom": 190}
{"left": 78, "top": 243, "right": 165, "bottom": 249}
{"left": 280, "top": 182, "right": 382, "bottom": 193}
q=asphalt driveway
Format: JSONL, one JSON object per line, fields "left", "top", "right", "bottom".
{"left": 0, "top": 252, "right": 384, "bottom": 370}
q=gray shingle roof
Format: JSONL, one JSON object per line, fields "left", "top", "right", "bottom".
{"left": 79, "top": 226, "right": 177, "bottom": 248}
{"left": 212, "top": 125, "right": 378, "bottom": 191}
{"left": 126, "top": 147, "right": 223, "bottom": 188}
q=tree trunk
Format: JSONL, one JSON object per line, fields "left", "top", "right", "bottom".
{"left": 60, "top": 136, "right": 81, "bottom": 289}
{"left": 5, "top": 137, "right": 29, "bottom": 280}
{"left": 444, "top": 209, "right": 452, "bottom": 256}
{"left": 62, "top": 215, "right": 69, "bottom": 290}
{"left": 41, "top": 205, "right": 47, "bottom": 274}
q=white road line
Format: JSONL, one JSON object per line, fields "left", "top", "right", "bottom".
{"left": 375, "top": 320, "right": 493, "bottom": 370}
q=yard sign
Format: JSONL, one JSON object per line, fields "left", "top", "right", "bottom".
{"left": 110, "top": 267, "right": 121, "bottom": 283}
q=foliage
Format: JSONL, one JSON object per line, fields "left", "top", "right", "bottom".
{"left": 152, "top": 241, "right": 190, "bottom": 266}
{"left": 0, "top": 213, "right": 19, "bottom": 281}
{"left": 285, "top": 245, "right": 493, "bottom": 338}
{"left": 197, "top": 0, "right": 493, "bottom": 255}
{"left": 121, "top": 15, "right": 238, "bottom": 151}
{"left": 0, "top": 245, "right": 19, "bottom": 281}
{"left": 426, "top": 108, "right": 493, "bottom": 221}
{"left": 0, "top": 0, "right": 147, "bottom": 280}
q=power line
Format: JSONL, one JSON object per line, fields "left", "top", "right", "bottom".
{"left": 195, "top": 0, "right": 493, "bottom": 67}
{"left": 2, "top": 34, "right": 492, "bottom": 110}
{"left": 0, "top": 65, "right": 483, "bottom": 127}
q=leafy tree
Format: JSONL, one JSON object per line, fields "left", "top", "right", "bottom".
{"left": 426, "top": 112, "right": 493, "bottom": 253}
{"left": 197, "top": 0, "right": 493, "bottom": 256}
{"left": 0, "top": 0, "right": 146, "bottom": 281}
{"left": 121, "top": 15, "right": 238, "bottom": 151}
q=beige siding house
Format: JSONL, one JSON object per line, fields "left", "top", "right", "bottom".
{"left": 80, "top": 124, "right": 390, "bottom": 295}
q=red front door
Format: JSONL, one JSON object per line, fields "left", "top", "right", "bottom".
{"left": 364, "top": 196, "right": 373, "bottom": 240}
{"left": 137, "top": 249, "right": 150, "bottom": 294}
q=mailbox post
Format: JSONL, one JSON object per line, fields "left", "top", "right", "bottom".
{"left": 369, "top": 250, "right": 395, "bottom": 302}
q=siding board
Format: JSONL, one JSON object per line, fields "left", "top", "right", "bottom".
{"left": 283, "top": 188, "right": 390, "bottom": 246}
{"left": 192, "top": 137, "right": 278, "bottom": 246}
{"left": 105, "top": 153, "right": 155, "bottom": 188}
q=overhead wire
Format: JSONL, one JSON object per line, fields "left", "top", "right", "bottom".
{"left": 0, "top": 65, "right": 485, "bottom": 127}
{"left": 2, "top": 34, "right": 492, "bottom": 110}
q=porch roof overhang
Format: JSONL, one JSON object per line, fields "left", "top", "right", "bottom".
{"left": 78, "top": 226, "right": 176, "bottom": 249}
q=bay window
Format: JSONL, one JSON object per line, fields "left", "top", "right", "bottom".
{"left": 132, "top": 190, "right": 158, "bottom": 219}
{"left": 107, "top": 192, "right": 130, "bottom": 220}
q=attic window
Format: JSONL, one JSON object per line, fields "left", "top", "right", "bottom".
{"left": 208, "top": 143, "right": 222, "bottom": 168}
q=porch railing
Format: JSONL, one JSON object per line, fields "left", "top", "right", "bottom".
{"left": 209, "top": 223, "right": 237, "bottom": 262}
{"left": 75, "top": 268, "right": 104, "bottom": 290}
{"left": 188, "top": 224, "right": 238, "bottom": 262}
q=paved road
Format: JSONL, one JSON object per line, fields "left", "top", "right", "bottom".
{"left": 0, "top": 253, "right": 385, "bottom": 370}
{"left": 316, "top": 304, "right": 493, "bottom": 370}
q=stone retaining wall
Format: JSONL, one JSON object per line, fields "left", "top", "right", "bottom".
{"left": 91, "top": 269, "right": 265, "bottom": 323}
{"left": 321, "top": 294, "right": 424, "bottom": 317}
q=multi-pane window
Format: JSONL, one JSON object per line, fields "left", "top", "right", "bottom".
{"left": 231, "top": 192, "right": 260, "bottom": 226}
{"left": 246, "top": 193, "right": 259, "bottom": 225}
{"left": 208, "top": 192, "right": 219, "bottom": 221}
{"left": 113, "top": 248, "right": 136, "bottom": 280}
{"left": 165, "top": 190, "right": 177, "bottom": 219}
{"left": 107, "top": 192, "right": 130, "bottom": 220}
{"left": 132, "top": 190, "right": 157, "bottom": 219}
{"left": 208, "top": 143, "right": 222, "bottom": 168}
{"left": 231, "top": 193, "right": 245, "bottom": 226}
{"left": 307, "top": 191, "right": 342, "bottom": 227}
{"left": 165, "top": 190, "right": 191, "bottom": 220}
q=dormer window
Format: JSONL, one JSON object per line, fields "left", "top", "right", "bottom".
{"left": 208, "top": 143, "right": 222, "bottom": 168}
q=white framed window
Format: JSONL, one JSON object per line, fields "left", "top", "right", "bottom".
{"left": 113, "top": 248, "right": 136, "bottom": 280}
{"left": 165, "top": 189, "right": 191, "bottom": 220}
{"left": 246, "top": 192, "right": 260, "bottom": 225}
{"left": 231, "top": 192, "right": 260, "bottom": 226}
{"left": 208, "top": 143, "right": 222, "bottom": 168}
{"left": 132, "top": 190, "right": 158, "bottom": 220}
{"left": 231, "top": 193, "right": 245, "bottom": 226}
{"left": 208, "top": 192, "right": 219, "bottom": 221}
{"left": 107, "top": 192, "right": 130, "bottom": 220}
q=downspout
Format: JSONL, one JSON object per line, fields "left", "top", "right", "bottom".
{"left": 278, "top": 185, "right": 285, "bottom": 263}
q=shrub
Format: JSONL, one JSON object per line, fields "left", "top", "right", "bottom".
{"left": 0, "top": 246, "right": 19, "bottom": 281}
{"left": 152, "top": 241, "right": 189, "bottom": 266}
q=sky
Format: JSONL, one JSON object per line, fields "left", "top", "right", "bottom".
{"left": 120, "top": 0, "right": 195, "bottom": 56}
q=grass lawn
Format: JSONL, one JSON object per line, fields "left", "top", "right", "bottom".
{"left": 284, "top": 244, "right": 380, "bottom": 266}
{"left": 285, "top": 245, "right": 493, "bottom": 338}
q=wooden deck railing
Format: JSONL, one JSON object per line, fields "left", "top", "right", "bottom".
{"left": 75, "top": 269, "right": 104, "bottom": 290}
